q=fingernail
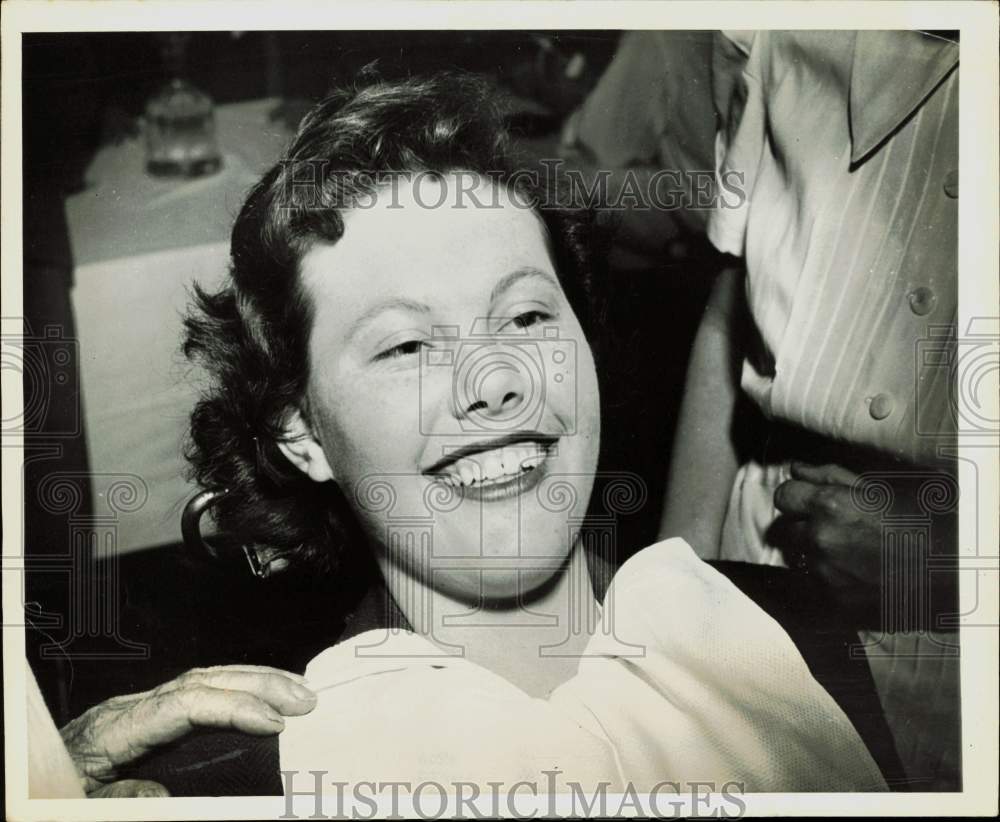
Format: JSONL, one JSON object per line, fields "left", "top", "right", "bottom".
{"left": 139, "top": 786, "right": 168, "bottom": 798}
{"left": 263, "top": 706, "right": 285, "bottom": 726}
{"left": 291, "top": 683, "right": 317, "bottom": 702}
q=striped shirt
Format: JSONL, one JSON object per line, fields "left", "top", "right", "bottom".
{"left": 709, "top": 30, "right": 958, "bottom": 468}
{"left": 706, "top": 31, "right": 961, "bottom": 791}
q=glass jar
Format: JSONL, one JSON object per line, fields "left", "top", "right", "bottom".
{"left": 144, "top": 78, "right": 222, "bottom": 178}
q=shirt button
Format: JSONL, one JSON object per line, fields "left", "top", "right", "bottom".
{"left": 908, "top": 286, "right": 938, "bottom": 316}
{"left": 943, "top": 170, "right": 958, "bottom": 198}
{"left": 869, "top": 393, "right": 894, "bottom": 420}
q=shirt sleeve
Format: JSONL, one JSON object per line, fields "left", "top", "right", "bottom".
{"left": 707, "top": 31, "right": 764, "bottom": 256}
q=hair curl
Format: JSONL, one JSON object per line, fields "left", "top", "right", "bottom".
{"left": 183, "top": 70, "right": 610, "bottom": 576}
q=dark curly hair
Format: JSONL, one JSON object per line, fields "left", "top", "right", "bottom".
{"left": 183, "top": 71, "right": 610, "bottom": 577}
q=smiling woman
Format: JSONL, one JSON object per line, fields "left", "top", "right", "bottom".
{"left": 280, "top": 175, "right": 600, "bottom": 631}
{"left": 143, "top": 71, "right": 892, "bottom": 796}
{"left": 182, "top": 72, "right": 607, "bottom": 583}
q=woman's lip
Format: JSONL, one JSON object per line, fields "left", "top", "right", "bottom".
{"left": 430, "top": 456, "right": 550, "bottom": 504}
{"left": 422, "top": 432, "right": 559, "bottom": 476}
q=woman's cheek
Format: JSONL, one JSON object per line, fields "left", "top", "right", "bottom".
{"left": 323, "top": 373, "right": 424, "bottom": 477}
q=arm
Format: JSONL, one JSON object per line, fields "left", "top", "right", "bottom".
{"left": 658, "top": 265, "right": 745, "bottom": 557}
{"left": 558, "top": 30, "right": 718, "bottom": 259}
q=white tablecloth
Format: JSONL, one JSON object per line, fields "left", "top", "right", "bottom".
{"left": 66, "top": 99, "right": 291, "bottom": 552}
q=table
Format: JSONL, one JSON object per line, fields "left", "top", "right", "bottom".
{"left": 66, "top": 99, "right": 292, "bottom": 553}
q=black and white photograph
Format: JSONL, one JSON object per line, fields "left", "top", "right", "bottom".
{"left": 2, "top": 1, "right": 998, "bottom": 818}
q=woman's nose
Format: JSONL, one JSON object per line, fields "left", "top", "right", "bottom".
{"left": 452, "top": 347, "right": 531, "bottom": 424}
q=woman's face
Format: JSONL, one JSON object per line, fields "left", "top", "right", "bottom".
{"left": 282, "top": 174, "right": 600, "bottom": 602}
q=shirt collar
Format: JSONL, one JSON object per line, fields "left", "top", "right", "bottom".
{"left": 849, "top": 31, "right": 959, "bottom": 165}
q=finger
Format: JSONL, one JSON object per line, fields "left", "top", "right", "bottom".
{"left": 196, "top": 664, "right": 307, "bottom": 683}
{"left": 777, "top": 479, "right": 857, "bottom": 520}
{"left": 158, "top": 669, "right": 315, "bottom": 715}
{"left": 172, "top": 669, "right": 316, "bottom": 715}
{"left": 100, "top": 686, "right": 292, "bottom": 767}
{"left": 177, "top": 686, "right": 302, "bottom": 734}
{"left": 811, "top": 554, "right": 863, "bottom": 589}
{"left": 158, "top": 665, "right": 307, "bottom": 690}
{"left": 94, "top": 672, "right": 317, "bottom": 768}
{"left": 766, "top": 516, "right": 819, "bottom": 570}
{"left": 88, "top": 779, "right": 170, "bottom": 798}
{"left": 112, "top": 686, "right": 289, "bottom": 762}
{"left": 773, "top": 479, "right": 825, "bottom": 516}
{"left": 783, "top": 545, "right": 814, "bottom": 572}
{"left": 790, "top": 461, "right": 859, "bottom": 487}
{"left": 766, "top": 514, "right": 807, "bottom": 549}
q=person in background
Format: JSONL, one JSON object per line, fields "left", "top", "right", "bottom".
{"left": 556, "top": 31, "right": 732, "bottom": 550}
{"left": 558, "top": 31, "right": 719, "bottom": 271}
{"left": 659, "top": 31, "right": 960, "bottom": 790}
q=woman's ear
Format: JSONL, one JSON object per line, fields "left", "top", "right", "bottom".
{"left": 277, "top": 408, "right": 335, "bottom": 483}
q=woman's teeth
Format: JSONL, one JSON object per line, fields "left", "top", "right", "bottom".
{"left": 437, "top": 443, "right": 549, "bottom": 487}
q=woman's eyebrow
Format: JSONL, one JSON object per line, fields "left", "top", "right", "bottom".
{"left": 344, "top": 298, "right": 431, "bottom": 344}
{"left": 489, "top": 267, "right": 560, "bottom": 304}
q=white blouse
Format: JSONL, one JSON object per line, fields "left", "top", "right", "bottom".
{"left": 280, "top": 539, "right": 887, "bottom": 793}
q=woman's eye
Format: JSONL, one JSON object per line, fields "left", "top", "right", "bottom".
{"left": 374, "top": 340, "right": 427, "bottom": 361}
{"left": 507, "top": 310, "right": 551, "bottom": 331}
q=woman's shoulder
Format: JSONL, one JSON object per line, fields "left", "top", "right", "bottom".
{"left": 603, "top": 537, "right": 738, "bottom": 609}
{"left": 592, "top": 538, "right": 903, "bottom": 788}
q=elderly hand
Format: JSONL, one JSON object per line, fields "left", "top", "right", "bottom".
{"left": 60, "top": 665, "right": 316, "bottom": 797}
{"left": 770, "top": 462, "right": 957, "bottom": 625}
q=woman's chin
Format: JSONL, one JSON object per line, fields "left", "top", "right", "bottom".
{"left": 407, "top": 560, "right": 569, "bottom": 608}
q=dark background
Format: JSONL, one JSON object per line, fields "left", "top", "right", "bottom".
{"left": 20, "top": 31, "right": 721, "bottom": 725}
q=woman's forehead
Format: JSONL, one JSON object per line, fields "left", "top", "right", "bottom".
{"left": 336, "top": 172, "right": 541, "bottom": 243}
{"left": 300, "top": 176, "right": 555, "bottom": 312}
